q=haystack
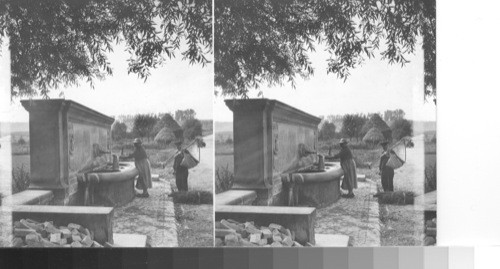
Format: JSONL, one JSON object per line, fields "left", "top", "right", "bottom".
{"left": 153, "top": 114, "right": 183, "bottom": 145}
{"left": 154, "top": 127, "right": 177, "bottom": 145}
{"left": 363, "top": 127, "right": 385, "bottom": 146}
{"left": 362, "top": 114, "right": 392, "bottom": 140}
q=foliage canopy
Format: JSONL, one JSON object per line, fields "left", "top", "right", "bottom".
{"left": 182, "top": 118, "right": 203, "bottom": 140}
{"left": 0, "top": 0, "right": 212, "bottom": 98}
{"left": 319, "top": 121, "right": 336, "bottom": 140}
{"left": 215, "top": 0, "right": 435, "bottom": 100}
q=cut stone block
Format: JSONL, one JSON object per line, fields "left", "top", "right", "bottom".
{"left": 113, "top": 233, "right": 147, "bottom": 248}
{"left": 21, "top": 219, "right": 43, "bottom": 232}
{"left": 272, "top": 235, "right": 282, "bottom": 243}
{"left": 282, "top": 236, "right": 294, "bottom": 247}
{"left": 61, "top": 229, "right": 72, "bottom": 239}
{"left": 424, "top": 236, "right": 436, "bottom": 246}
{"left": 215, "top": 205, "right": 316, "bottom": 245}
{"left": 71, "top": 241, "right": 83, "bottom": 247}
{"left": 82, "top": 236, "right": 93, "bottom": 247}
{"left": 49, "top": 233, "right": 61, "bottom": 243}
{"left": 14, "top": 228, "right": 36, "bottom": 237}
{"left": 68, "top": 223, "right": 82, "bottom": 230}
{"left": 269, "top": 223, "right": 282, "bottom": 230}
{"left": 12, "top": 237, "right": 24, "bottom": 247}
{"left": 41, "top": 238, "right": 58, "bottom": 247}
{"left": 314, "top": 234, "right": 349, "bottom": 247}
{"left": 6, "top": 205, "right": 114, "bottom": 244}
{"left": 215, "top": 228, "right": 236, "bottom": 238}
{"left": 261, "top": 228, "right": 272, "bottom": 239}
{"left": 151, "top": 174, "right": 160, "bottom": 181}
{"left": 357, "top": 174, "right": 367, "bottom": 182}
{"left": 425, "top": 227, "right": 437, "bottom": 237}
{"left": 270, "top": 242, "right": 283, "bottom": 247}
{"left": 72, "top": 235, "right": 82, "bottom": 242}
{"left": 25, "top": 233, "right": 40, "bottom": 246}
{"left": 240, "top": 240, "right": 257, "bottom": 247}
{"left": 245, "top": 225, "right": 262, "bottom": 234}
{"left": 258, "top": 239, "right": 268, "bottom": 246}
{"left": 249, "top": 233, "right": 261, "bottom": 244}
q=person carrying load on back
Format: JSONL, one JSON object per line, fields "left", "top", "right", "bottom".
{"left": 331, "top": 138, "right": 357, "bottom": 198}
{"left": 123, "top": 138, "right": 152, "bottom": 198}
{"left": 379, "top": 140, "right": 395, "bottom": 192}
{"left": 173, "top": 138, "right": 190, "bottom": 192}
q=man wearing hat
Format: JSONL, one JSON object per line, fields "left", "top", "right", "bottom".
{"left": 124, "top": 138, "right": 152, "bottom": 197}
{"left": 331, "top": 138, "right": 357, "bottom": 198}
{"left": 379, "top": 141, "right": 394, "bottom": 192}
{"left": 173, "top": 138, "right": 190, "bottom": 192}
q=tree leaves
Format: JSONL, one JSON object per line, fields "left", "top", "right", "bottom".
{"left": 215, "top": 0, "right": 436, "bottom": 101}
{"left": 1, "top": 0, "right": 213, "bottom": 98}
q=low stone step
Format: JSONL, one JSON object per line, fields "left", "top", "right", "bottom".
{"left": 215, "top": 190, "right": 257, "bottom": 206}
{"left": 215, "top": 205, "right": 316, "bottom": 245}
{"left": 3, "top": 190, "right": 54, "bottom": 206}
{"left": 113, "top": 233, "right": 147, "bottom": 247}
{"left": 357, "top": 174, "right": 366, "bottom": 182}
{"left": 151, "top": 174, "right": 160, "bottom": 181}
{"left": 314, "top": 234, "right": 350, "bottom": 247}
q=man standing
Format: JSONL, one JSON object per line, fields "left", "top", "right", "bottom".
{"left": 173, "top": 139, "right": 190, "bottom": 192}
{"left": 379, "top": 141, "right": 395, "bottom": 192}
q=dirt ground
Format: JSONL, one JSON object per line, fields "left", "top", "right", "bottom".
{"left": 377, "top": 135, "right": 428, "bottom": 246}
{"left": 169, "top": 134, "right": 214, "bottom": 247}
{"left": 175, "top": 204, "right": 213, "bottom": 247}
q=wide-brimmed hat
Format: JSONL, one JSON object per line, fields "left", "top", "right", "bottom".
{"left": 339, "top": 138, "right": 348, "bottom": 145}
{"left": 133, "top": 138, "right": 142, "bottom": 145}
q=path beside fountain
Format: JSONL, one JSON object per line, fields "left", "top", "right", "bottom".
{"left": 113, "top": 178, "right": 178, "bottom": 247}
{"left": 315, "top": 179, "right": 381, "bottom": 246}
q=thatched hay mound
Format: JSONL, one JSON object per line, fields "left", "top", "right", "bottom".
{"left": 154, "top": 127, "right": 176, "bottom": 145}
{"left": 362, "top": 114, "right": 392, "bottom": 140}
{"left": 363, "top": 127, "right": 385, "bottom": 145}
{"left": 153, "top": 114, "right": 183, "bottom": 145}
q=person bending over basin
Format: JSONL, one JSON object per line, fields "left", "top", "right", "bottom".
{"left": 124, "top": 138, "right": 152, "bottom": 198}
{"left": 331, "top": 138, "right": 357, "bottom": 198}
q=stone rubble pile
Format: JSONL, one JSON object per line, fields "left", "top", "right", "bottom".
{"left": 11, "top": 219, "right": 108, "bottom": 248}
{"left": 423, "top": 218, "right": 436, "bottom": 246}
{"left": 215, "top": 219, "right": 310, "bottom": 247}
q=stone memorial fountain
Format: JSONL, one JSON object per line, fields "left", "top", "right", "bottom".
{"left": 20, "top": 99, "right": 138, "bottom": 206}
{"left": 1, "top": 99, "right": 141, "bottom": 246}
{"left": 216, "top": 99, "right": 345, "bottom": 245}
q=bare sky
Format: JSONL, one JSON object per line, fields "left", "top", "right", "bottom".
{"left": 1, "top": 42, "right": 213, "bottom": 122}
{"left": 215, "top": 41, "right": 436, "bottom": 122}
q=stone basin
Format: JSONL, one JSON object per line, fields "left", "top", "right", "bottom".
{"left": 86, "top": 162, "right": 139, "bottom": 183}
{"left": 78, "top": 162, "right": 139, "bottom": 207}
{"left": 283, "top": 162, "right": 344, "bottom": 208}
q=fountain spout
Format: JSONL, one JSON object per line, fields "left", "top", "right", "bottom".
{"left": 298, "top": 143, "right": 316, "bottom": 158}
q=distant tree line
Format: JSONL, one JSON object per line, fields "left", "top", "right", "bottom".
{"left": 111, "top": 109, "right": 206, "bottom": 144}
{"left": 318, "top": 109, "right": 413, "bottom": 144}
